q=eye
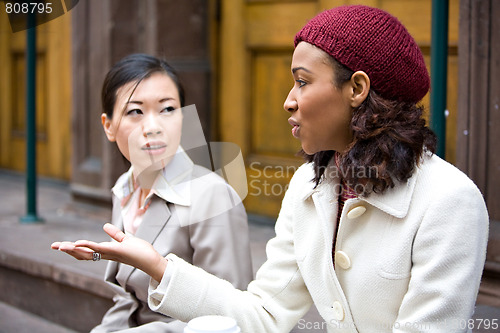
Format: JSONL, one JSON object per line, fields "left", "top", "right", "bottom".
{"left": 296, "top": 79, "right": 306, "bottom": 88}
{"left": 126, "top": 109, "right": 142, "bottom": 116}
{"left": 161, "top": 106, "right": 176, "bottom": 113}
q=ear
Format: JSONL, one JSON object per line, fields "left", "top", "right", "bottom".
{"left": 347, "top": 71, "right": 370, "bottom": 108}
{"left": 101, "top": 113, "right": 116, "bottom": 142}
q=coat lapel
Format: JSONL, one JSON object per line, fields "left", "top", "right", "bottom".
{"left": 104, "top": 196, "right": 125, "bottom": 284}
{"left": 299, "top": 168, "right": 341, "bottom": 260}
{"left": 115, "top": 198, "right": 172, "bottom": 285}
{"left": 310, "top": 178, "right": 340, "bottom": 254}
{"left": 135, "top": 198, "right": 172, "bottom": 244}
{"left": 111, "top": 195, "right": 125, "bottom": 231}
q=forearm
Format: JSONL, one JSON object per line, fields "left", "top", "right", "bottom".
{"left": 149, "top": 254, "right": 307, "bottom": 332}
{"left": 147, "top": 255, "right": 168, "bottom": 283}
{"left": 149, "top": 208, "right": 311, "bottom": 332}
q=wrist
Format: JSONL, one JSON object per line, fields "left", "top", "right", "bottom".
{"left": 149, "top": 255, "right": 168, "bottom": 283}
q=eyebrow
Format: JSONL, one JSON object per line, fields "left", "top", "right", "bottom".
{"left": 292, "top": 67, "right": 312, "bottom": 74}
{"left": 126, "top": 97, "right": 175, "bottom": 105}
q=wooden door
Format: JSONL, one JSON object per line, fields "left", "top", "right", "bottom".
{"left": 457, "top": 0, "right": 500, "bottom": 302}
{"left": 0, "top": 8, "right": 72, "bottom": 179}
{"left": 217, "top": 0, "right": 459, "bottom": 218}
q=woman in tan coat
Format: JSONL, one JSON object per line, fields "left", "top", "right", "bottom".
{"left": 54, "top": 53, "right": 253, "bottom": 332}
{"left": 53, "top": 6, "right": 489, "bottom": 332}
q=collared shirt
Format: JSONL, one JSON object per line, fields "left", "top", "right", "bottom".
{"left": 111, "top": 146, "right": 194, "bottom": 234}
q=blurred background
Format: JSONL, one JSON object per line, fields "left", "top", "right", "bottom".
{"left": 0, "top": 0, "right": 499, "bottom": 332}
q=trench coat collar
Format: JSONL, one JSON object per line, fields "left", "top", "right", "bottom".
{"left": 360, "top": 173, "right": 417, "bottom": 218}
{"left": 300, "top": 160, "right": 419, "bottom": 219}
{"left": 112, "top": 146, "right": 194, "bottom": 208}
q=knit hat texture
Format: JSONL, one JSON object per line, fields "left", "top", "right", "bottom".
{"left": 294, "top": 5, "right": 430, "bottom": 103}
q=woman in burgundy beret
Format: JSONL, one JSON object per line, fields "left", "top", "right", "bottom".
{"left": 53, "top": 5, "right": 488, "bottom": 332}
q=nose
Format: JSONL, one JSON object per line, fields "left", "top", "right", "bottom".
{"left": 283, "top": 90, "right": 298, "bottom": 113}
{"left": 142, "top": 114, "right": 163, "bottom": 137}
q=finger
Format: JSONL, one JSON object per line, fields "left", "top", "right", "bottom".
{"left": 72, "top": 245, "right": 94, "bottom": 254}
{"left": 73, "top": 240, "right": 118, "bottom": 261}
{"left": 103, "top": 223, "right": 127, "bottom": 243}
{"left": 74, "top": 239, "right": 100, "bottom": 250}
{"left": 58, "top": 241, "right": 76, "bottom": 251}
{"left": 62, "top": 247, "right": 94, "bottom": 260}
{"left": 52, "top": 241, "right": 83, "bottom": 251}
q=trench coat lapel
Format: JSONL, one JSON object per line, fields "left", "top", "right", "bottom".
{"left": 310, "top": 177, "right": 341, "bottom": 257}
{"left": 299, "top": 169, "right": 340, "bottom": 258}
{"left": 135, "top": 198, "right": 172, "bottom": 244}
{"left": 104, "top": 197, "right": 125, "bottom": 284}
{"left": 111, "top": 195, "right": 125, "bottom": 232}
{"left": 115, "top": 198, "right": 172, "bottom": 285}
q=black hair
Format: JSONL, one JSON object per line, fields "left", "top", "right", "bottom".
{"left": 101, "top": 53, "right": 185, "bottom": 118}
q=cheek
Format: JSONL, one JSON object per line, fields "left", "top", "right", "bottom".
{"left": 319, "top": 92, "right": 351, "bottom": 126}
{"left": 172, "top": 122, "right": 183, "bottom": 140}
{"left": 162, "top": 117, "right": 183, "bottom": 144}
{"left": 118, "top": 127, "right": 143, "bottom": 160}
{"left": 302, "top": 96, "right": 332, "bottom": 127}
{"left": 301, "top": 87, "right": 332, "bottom": 114}
{"left": 115, "top": 138, "right": 131, "bottom": 161}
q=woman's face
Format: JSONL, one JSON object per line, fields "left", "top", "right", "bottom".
{"left": 284, "top": 42, "right": 353, "bottom": 154}
{"left": 102, "top": 72, "right": 183, "bottom": 176}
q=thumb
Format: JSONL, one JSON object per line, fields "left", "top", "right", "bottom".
{"left": 103, "top": 223, "right": 127, "bottom": 243}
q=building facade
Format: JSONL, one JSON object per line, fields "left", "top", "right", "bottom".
{"left": 0, "top": 0, "right": 498, "bottom": 304}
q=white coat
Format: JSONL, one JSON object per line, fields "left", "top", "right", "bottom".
{"left": 148, "top": 154, "right": 489, "bottom": 332}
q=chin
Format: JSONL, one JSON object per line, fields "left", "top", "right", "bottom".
{"left": 301, "top": 146, "right": 319, "bottom": 156}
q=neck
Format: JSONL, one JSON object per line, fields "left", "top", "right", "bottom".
{"left": 133, "top": 168, "right": 161, "bottom": 191}
{"left": 139, "top": 187, "right": 151, "bottom": 208}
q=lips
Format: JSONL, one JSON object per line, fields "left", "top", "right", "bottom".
{"left": 288, "top": 118, "right": 300, "bottom": 138}
{"left": 142, "top": 141, "right": 167, "bottom": 155}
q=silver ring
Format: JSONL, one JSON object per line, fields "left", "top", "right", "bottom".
{"left": 92, "top": 252, "right": 101, "bottom": 261}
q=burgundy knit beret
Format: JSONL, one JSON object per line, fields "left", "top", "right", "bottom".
{"left": 294, "top": 5, "right": 430, "bottom": 103}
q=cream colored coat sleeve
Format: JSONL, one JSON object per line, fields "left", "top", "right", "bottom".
{"left": 149, "top": 169, "right": 313, "bottom": 333}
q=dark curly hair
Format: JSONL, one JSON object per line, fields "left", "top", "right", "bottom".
{"left": 301, "top": 56, "right": 437, "bottom": 196}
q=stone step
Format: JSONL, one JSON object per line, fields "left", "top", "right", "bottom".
{"left": 0, "top": 300, "right": 78, "bottom": 333}
{"left": 0, "top": 259, "right": 113, "bottom": 332}
{"left": 0, "top": 179, "right": 115, "bottom": 332}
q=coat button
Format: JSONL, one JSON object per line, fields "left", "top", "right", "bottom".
{"left": 332, "top": 301, "right": 345, "bottom": 321}
{"left": 335, "top": 251, "right": 351, "bottom": 269}
{"left": 347, "top": 205, "right": 366, "bottom": 219}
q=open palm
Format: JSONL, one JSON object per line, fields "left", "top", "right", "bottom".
{"left": 51, "top": 223, "right": 167, "bottom": 282}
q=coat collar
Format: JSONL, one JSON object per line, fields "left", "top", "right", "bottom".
{"left": 112, "top": 146, "right": 194, "bottom": 208}
{"left": 360, "top": 173, "right": 417, "bottom": 218}
{"left": 300, "top": 161, "right": 419, "bottom": 219}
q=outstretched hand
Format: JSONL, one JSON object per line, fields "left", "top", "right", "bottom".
{"left": 51, "top": 223, "right": 167, "bottom": 282}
